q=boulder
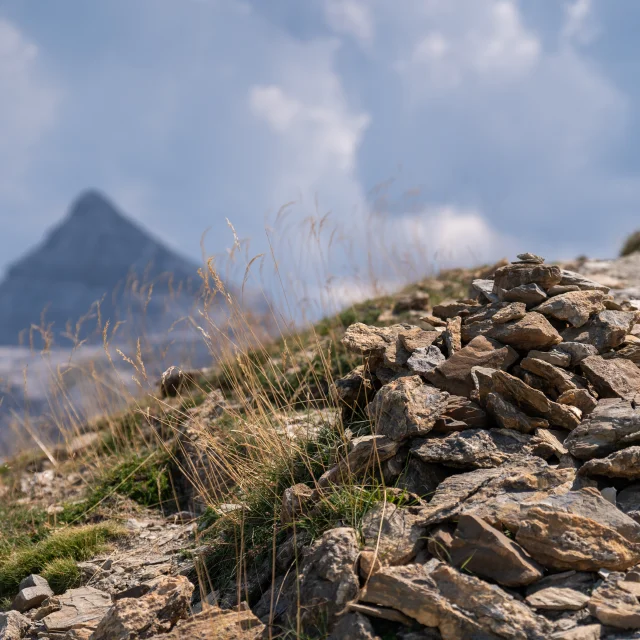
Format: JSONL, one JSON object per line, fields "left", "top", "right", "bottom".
{"left": 411, "top": 428, "right": 536, "bottom": 469}
{"left": 11, "top": 575, "right": 53, "bottom": 613}
{"left": 565, "top": 398, "right": 640, "bottom": 459}
{"left": 449, "top": 514, "right": 543, "bottom": 587}
{"left": 533, "top": 290, "right": 607, "bottom": 327}
{"left": 367, "top": 376, "right": 449, "bottom": 441}
{"left": 487, "top": 312, "right": 563, "bottom": 351}
{"left": 426, "top": 336, "right": 518, "bottom": 398}
{"left": 580, "top": 355, "right": 640, "bottom": 400}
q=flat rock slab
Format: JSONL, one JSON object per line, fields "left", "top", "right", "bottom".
{"left": 580, "top": 355, "right": 640, "bottom": 400}
{"left": 449, "top": 514, "right": 543, "bottom": 587}
{"left": 411, "top": 428, "right": 536, "bottom": 469}
{"left": 533, "top": 290, "right": 607, "bottom": 327}
{"left": 487, "top": 312, "right": 563, "bottom": 351}
{"left": 43, "top": 586, "right": 112, "bottom": 635}
{"left": 360, "top": 560, "right": 552, "bottom": 639}
{"left": 565, "top": 398, "right": 640, "bottom": 460}
{"left": 589, "top": 574, "right": 640, "bottom": 629}
{"left": 493, "top": 263, "right": 562, "bottom": 292}
{"left": 579, "top": 446, "right": 640, "bottom": 479}
{"left": 559, "top": 269, "right": 611, "bottom": 293}
{"left": 526, "top": 587, "right": 590, "bottom": 611}
{"left": 501, "top": 283, "right": 548, "bottom": 306}
{"left": 426, "top": 335, "right": 518, "bottom": 398}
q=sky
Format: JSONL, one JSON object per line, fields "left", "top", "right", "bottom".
{"left": 2, "top": 0, "right": 640, "bottom": 302}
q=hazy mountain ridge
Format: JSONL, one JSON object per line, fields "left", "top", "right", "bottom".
{"left": 0, "top": 190, "right": 201, "bottom": 346}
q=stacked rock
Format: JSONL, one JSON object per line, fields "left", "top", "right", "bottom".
{"left": 322, "top": 252, "right": 640, "bottom": 637}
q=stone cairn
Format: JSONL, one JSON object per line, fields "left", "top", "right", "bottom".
{"left": 287, "top": 252, "right": 640, "bottom": 638}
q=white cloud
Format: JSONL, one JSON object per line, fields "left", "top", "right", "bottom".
{"left": 323, "top": 0, "right": 374, "bottom": 46}
{"left": 563, "top": 0, "right": 597, "bottom": 46}
{"left": 0, "top": 18, "right": 59, "bottom": 202}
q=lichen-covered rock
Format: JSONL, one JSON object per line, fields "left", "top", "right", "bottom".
{"left": 367, "top": 376, "right": 449, "bottom": 441}
{"left": 90, "top": 576, "right": 193, "bottom": 640}
{"left": 411, "top": 428, "right": 536, "bottom": 469}
{"left": 589, "top": 574, "right": 640, "bottom": 629}
{"left": 406, "top": 346, "right": 445, "bottom": 376}
{"left": 0, "top": 611, "right": 30, "bottom": 640}
{"left": 44, "top": 587, "right": 112, "bottom": 637}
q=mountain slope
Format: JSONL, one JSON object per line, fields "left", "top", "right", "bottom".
{"left": 0, "top": 190, "right": 200, "bottom": 345}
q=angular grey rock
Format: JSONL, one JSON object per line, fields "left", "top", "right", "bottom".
{"left": 580, "top": 355, "right": 640, "bottom": 400}
{"left": 501, "top": 282, "right": 548, "bottom": 306}
{"left": 470, "top": 278, "right": 499, "bottom": 303}
{"left": 533, "top": 290, "right": 607, "bottom": 327}
{"left": 547, "top": 284, "right": 581, "bottom": 296}
{"left": 494, "top": 263, "right": 562, "bottom": 291}
{"left": 295, "top": 528, "right": 360, "bottom": 632}
{"left": 426, "top": 335, "right": 518, "bottom": 398}
{"left": 359, "top": 561, "right": 552, "bottom": 639}
{"left": 367, "top": 375, "right": 449, "bottom": 441}
{"left": 486, "top": 392, "right": 549, "bottom": 433}
{"left": 11, "top": 575, "right": 53, "bottom": 613}
{"left": 578, "top": 446, "right": 640, "bottom": 479}
{"left": 559, "top": 269, "right": 611, "bottom": 293}
{"left": 557, "top": 341, "right": 599, "bottom": 366}
{"left": 0, "top": 611, "right": 30, "bottom": 640}
{"left": 411, "top": 428, "right": 535, "bottom": 469}
{"left": 528, "top": 348, "right": 572, "bottom": 367}
{"left": 563, "top": 310, "right": 637, "bottom": 352}
{"left": 449, "top": 514, "right": 543, "bottom": 587}
{"left": 565, "top": 398, "right": 640, "bottom": 459}
{"left": 432, "top": 300, "right": 479, "bottom": 320}
{"left": 361, "top": 503, "right": 425, "bottom": 566}
{"left": 406, "top": 345, "right": 445, "bottom": 375}
{"left": 487, "top": 312, "right": 563, "bottom": 351}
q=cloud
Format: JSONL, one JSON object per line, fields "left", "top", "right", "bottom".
{"left": 563, "top": 0, "right": 597, "bottom": 46}
{"left": 0, "top": 18, "right": 59, "bottom": 203}
{"left": 323, "top": 0, "right": 374, "bottom": 46}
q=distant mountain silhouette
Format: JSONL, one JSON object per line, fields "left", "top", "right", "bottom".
{"left": 0, "top": 190, "right": 202, "bottom": 346}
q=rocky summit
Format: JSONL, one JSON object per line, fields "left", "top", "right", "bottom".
{"left": 5, "top": 251, "right": 640, "bottom": 639}
{"left": 0, "top": 190, "right": 200, "bottom": 346}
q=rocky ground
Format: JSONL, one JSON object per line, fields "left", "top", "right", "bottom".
{"left": 3, "top": 250, "right": 640, "bottom": 638}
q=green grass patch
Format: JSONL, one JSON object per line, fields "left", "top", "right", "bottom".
{"left": 41, "top": 557, "right": 82, "bottom": 593}
{"left": 0, "top": 522, "right": 125, "bottom": 597}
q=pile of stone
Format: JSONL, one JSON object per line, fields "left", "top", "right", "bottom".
{"left": 269, "top": 253, "right": 640, "bottom": 639}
